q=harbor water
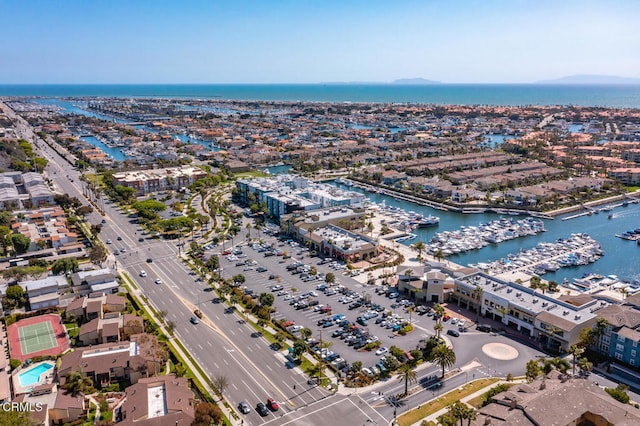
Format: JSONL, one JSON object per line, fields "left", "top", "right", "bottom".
{"left": 336, "top": 183, "right": 640, "bottom": 284}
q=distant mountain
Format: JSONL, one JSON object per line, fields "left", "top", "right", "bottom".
{"left": 536, "top": 74, "right": 640, "bottom": 85}
{"left": 392, "top": 78, "right": 441, "bottom": 85}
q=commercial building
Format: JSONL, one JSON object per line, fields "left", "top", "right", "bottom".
{"left": 235, "top": 174, "right": 366, "bottom": 220}
{"left": 452, "top": 272, "right": 601, "bottom": 352}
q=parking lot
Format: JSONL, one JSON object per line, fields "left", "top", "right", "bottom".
{"left": 212, "top": 235, "right": 476, "bottom": 376}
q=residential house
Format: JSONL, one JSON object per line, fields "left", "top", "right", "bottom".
{"left": 476, "top": 370, "right": 640, "bottom": 425}
{"left": 118, "top": 375, "right": 195, "bottom": 426}
{"left": 19, "top": 275, "right": 68, "bottom": 311}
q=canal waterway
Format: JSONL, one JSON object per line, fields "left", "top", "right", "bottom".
{"left": 335, "top": 183, "right": 640, "bottom": 284}
{"left": 34, "top": 99, "right": 220, "bottom": 158}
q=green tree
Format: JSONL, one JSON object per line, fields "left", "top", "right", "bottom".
{"left": 192, "top": 401, "right": 223, "bottom": 426}
{"left": 397, "top": 363, "right": 417, "bottom": 396}
{"left": 205, "top": 255, "right": 220, "bottom": 271}
{"left": 325, "top": 272, "right": 336, "bottom": 284}
{"left": 0, "top": 211, "right": 12, "bottom": 227}
{"left": 259, "top": 292, "right": 275, "bottom": 307}
{"left": 433, "top": 322, "right": 444, "bottom": 340}
{"left": 568, "top": 345, "right": 585, "bottom": 376}
{"left": 10, "top": 234, "right": 30, "bottom": 254}
{"left": 431, "top": 344, "right": 456, "bottom": 379}
{"left": 51, "top": 258, "right": 79, "bottom": 275}
{"left": 300, "top": 327, "right": 312, "bottom": 340}
{"left": 63, "top": 371, "right": 95, "bottom": 395}
{"left": 292, "top": 340, "right": 308, "bottom": 360}
{"left": 6, "top": 285, "right": 24, "bottom": 303}
{"left": 529, "top": 276, "right": 541, "bottom": 290}
{"left": 0, "top": 225, "right": 12, "bottom": 254}
{"left": 525, "top": 359, "right": 541, "bottom": 382}
{"left": 577, "top": 357, "right": 593, "bottom": 376}
{"left": 414, "top": 241, "right": 426, "bottom": 261}
{"left": 88, "top": 244, "right": 108, "bottom": 266}
{"left": 0, "top": 409, "right": 37, "bottom": 426}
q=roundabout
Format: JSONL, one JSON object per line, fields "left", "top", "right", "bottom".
{"left": 482, "top": 342, "right": 520, "bottom": 361}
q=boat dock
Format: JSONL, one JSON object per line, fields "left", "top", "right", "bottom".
{"left": 473, "top": 233, "right": 603, "bottom": 278}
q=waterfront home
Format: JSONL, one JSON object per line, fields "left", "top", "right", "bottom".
{"left": 608, "top": 167, "right": 640, "bottom": 185}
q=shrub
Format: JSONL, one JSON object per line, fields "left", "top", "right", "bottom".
{"left": 606, "top": 386, "right": 630, "bottom": 404}
{"left": 9, "top": 359, "right": 21, "bottom": 370}
{"left": 481, "top": 383, "right": 512, "bottom": 407}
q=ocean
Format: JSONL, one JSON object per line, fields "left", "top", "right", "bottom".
{"left": 1, "top": 84, "right": 640, "bottom": 107}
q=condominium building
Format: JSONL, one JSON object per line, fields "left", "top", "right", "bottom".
{"left": 111, "top": 166, "right": 207, "bottom": 195}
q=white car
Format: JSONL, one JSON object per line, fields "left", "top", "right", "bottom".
{"left": 155, "top": 278, "right": 162, "bottom": 284}
{"left": 375, "top": 346, "right": 389, "bottom": 356}
{"left": 140, "top": 270, "right": 147, "bottom": 277}
{"left": 106, "top": 239, "right": 112, "bottom": 244}
{"left": 450, "top": 318, "right": 459, "bottom": 325}
{"left": 458, "top": 319, "right": 466, "bottom": 327}
{"left": 284, "top": 295, "right": 294, "bottom": 301}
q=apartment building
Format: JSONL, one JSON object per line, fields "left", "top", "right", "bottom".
{"left": 111, "top": 166, "right": 207, "bottom": 195}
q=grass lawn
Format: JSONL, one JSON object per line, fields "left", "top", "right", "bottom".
{"left": 234, "top": 171, "right": 270, "bottom": 178}
{"left": 467, "top": 383, "right": 513, "bottom": 408}
{"left": 397, "top": 378, "right": 499, "bottom": 426}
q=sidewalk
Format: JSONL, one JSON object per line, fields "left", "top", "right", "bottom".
{"left": 409, "top": 378, "right": 525, "bottom": 426}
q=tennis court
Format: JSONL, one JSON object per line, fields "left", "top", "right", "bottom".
{"left": 18, "top": 321, "right": 57, "bottom": 355}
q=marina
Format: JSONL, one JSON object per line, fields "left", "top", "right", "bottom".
{"left": 471, "top": 233, "right": 603, "bottom": 278}
{"left": 425, "top": 217, "right": 546, "bottom": 256}
{"left": 333, "top": 181, "right": 640, "bottom": 284}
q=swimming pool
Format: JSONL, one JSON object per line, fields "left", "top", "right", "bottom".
{"left": 18, "top": 362, "right": 54, "bottom": 387}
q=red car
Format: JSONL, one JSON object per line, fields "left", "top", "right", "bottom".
{"left": 267, "top": 398, "right": 279, "bottom": 411}
{"left": 222, "top": 250, "right": 232, "bottom": 255}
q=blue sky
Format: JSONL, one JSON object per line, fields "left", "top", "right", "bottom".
{"left": 1, "top": 0, "right": 639, "bottom": 84}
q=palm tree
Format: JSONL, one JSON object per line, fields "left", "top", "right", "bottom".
{"left": 433, "top": 303, "right": 445, "bottom": 324}
{"left": 431, "top": 344, "right": 456, "bottom": 379}
{"left": 300, "top": 327, "right": 312, "bottom": 340}
{"left": 63, "top": 371, "right": 94, "bottom": 395}
{"left": 577, "top": 357, "right": 593, "bottom": 376}
{"left": 414, "top": 241, "right": 426, "bottom": 262}
{"left": 407, "top": 305, "right": 415, "bottom": 325}
{"left": 529, "top": 276, "right": 541, "bottom": 291}
{"left": 434, "top": 322, "right": 444, "bottom": 340}
{"left": 568, "top": 345, "right": 585, "bottom": 376}
{"left": 396, "top": 363, "right": 417, "bottom": 396}
{"left": 434, "top": 249, "right": 445, "bottom": 263}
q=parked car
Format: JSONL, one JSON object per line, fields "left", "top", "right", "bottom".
{"left": 267, "top": 398, "right": 279, "bottom": 411}
{"left": 190, "top": 316, "right": 200, "bottom": 325}
{"left": 238, "top": 401, "right": 250, "bottom": 414}
{"left": 256, "top": 402, "right": 269, "bottom": 416}
{"left": 375, "top": 346, "right": 388, "bottom": 356}
{"left": 447, "top": 329, "right": 460, "bottom": 337}
{"left": 139, "top": 270, "right": 147, "bottom": 277}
